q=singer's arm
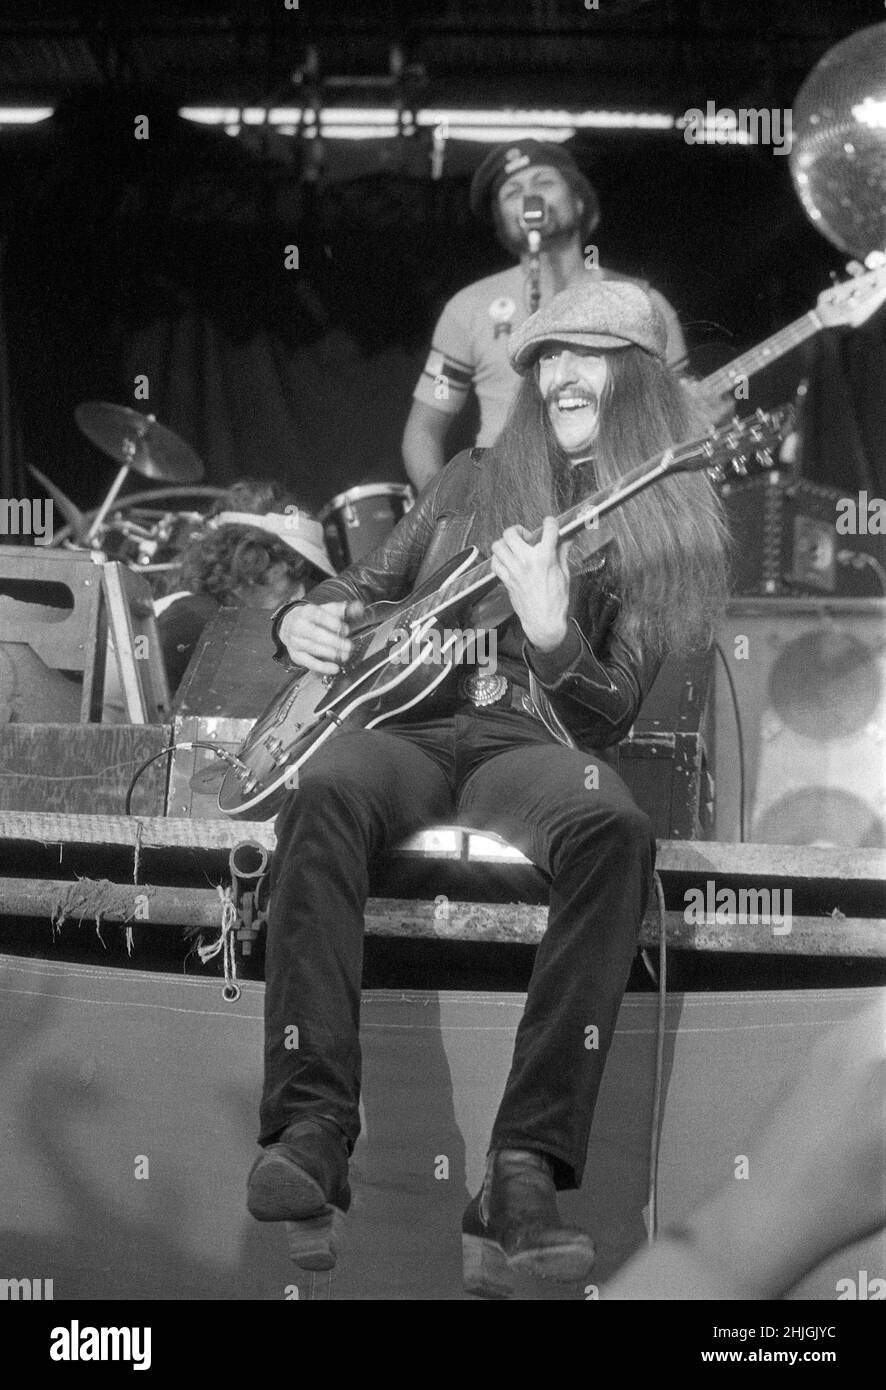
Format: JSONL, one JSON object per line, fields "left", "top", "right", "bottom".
{"left": 402, "top": 399, "right": 454, "bottom": 491}
{"left": 405, "top": 291, "right": 475, "bottom": 489}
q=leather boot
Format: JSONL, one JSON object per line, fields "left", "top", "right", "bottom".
{"left": 247, "top": 1117, "right": 351, "bottom": 1271}
{"left": 462, "top": 1148, "right": 596, "bottom": 1298}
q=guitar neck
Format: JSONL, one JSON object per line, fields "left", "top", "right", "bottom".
{"left": 392, "top": 407, "right": 788, "bottom": 632}
{"left": 407, "top": 453, "right": 674, "bottom": 621}
{"left": 701, "top": 311, "right": 821, "bottom": 396}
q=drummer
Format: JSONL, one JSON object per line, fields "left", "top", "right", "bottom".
{"left": 102, "top": 480, "right": 335, "bottom": 717}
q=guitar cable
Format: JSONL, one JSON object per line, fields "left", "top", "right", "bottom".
{"left": 123, "top": 741, "right": 250, "bottom": 816}
{"left": 713, "top": 641, "right": 747, "bottom": 843}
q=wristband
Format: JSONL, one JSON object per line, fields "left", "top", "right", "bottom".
{"left": 270, "top": 598, "right": 308, "bottom": 671}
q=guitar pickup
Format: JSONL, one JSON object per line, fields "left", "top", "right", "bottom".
{"left": 263, "top": 735, "right": 288, "bottom": 765}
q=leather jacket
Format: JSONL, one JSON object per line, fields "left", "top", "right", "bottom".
{"left": 271, "top": 449, "right": 663, "bottom": 753}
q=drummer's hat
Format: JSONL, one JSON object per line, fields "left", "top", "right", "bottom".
{"left": 209, "top": 510, "right": 336, "bottom": 576}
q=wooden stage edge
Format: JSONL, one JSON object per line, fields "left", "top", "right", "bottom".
{"left": 1, "top": 810, "right": 885, "bottom": 880}
{"left": 0, "top": 812, "right": 884, "bottom": 957}
{"left": 0, "top": 878, "right": 883, "bottom": 955}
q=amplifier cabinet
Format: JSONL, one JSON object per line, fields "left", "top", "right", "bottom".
{"left": 616, "top": 649, "right": 714, "bottom": 841}
{"left": 713, "top": 598, "right": 886, "bottom": 847}
{"left": 618, "top": 733, "right": 712, "bottom": 842}
{"left": 721, "top": 471, "right": 886, "bottom": 598}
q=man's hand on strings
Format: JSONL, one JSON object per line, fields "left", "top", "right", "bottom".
{"left": 279, "top": 599, "right": 364, "bottom": 674}
{"left": 490, "top": 517, "right": 572, "bottom": 652}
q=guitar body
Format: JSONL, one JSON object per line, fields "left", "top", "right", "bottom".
{"left": 218, "top": 549, "right": 480, "bottom": 819}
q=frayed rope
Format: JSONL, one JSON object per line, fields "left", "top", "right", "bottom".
{"left": 196, "top": 884, "right": 241, "bottom": 1002}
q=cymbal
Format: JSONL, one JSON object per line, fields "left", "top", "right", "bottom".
{"left": 74, "top": 402, "right": 204, "bottom": 483}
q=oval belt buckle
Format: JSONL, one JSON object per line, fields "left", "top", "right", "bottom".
{"left": 464, "top": 673, "right": 509, "bottom": 707}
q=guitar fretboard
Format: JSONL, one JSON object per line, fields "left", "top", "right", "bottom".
{"left": 701, "top": 312, "right": 821, "bottom": 396}
{"left": 403, "top": 452, "right": 677, "bottom": 626}
{"left": 396, "top": 409, "right": 789, "bottom": 631}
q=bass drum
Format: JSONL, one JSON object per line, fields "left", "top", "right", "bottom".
{"left": 319, "top": 483, "right": 414, "bottom": 571}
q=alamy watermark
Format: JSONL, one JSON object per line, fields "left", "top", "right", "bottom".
{"left": 389, "top": 625, "right": 497, "bottom": 673}
{"left": 50, "top": 1321, "right": 151, "bottom": 1370}
{"left": 684, "top": 881, "right": 793, "bottom": 934}
{"left": 0, "top": 498, "right": 54, "bottom": 546}
{"left": 1, "top": 1276, "right": 54, "bottom": 1299}
{"left": 680, "top": 102, "right": 792, "bottom": 156}
{"left": 835, "top": 491, "right": 886, "bottom": 535}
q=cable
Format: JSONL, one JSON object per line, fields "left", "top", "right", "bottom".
{"left": 123, "top": 740, "right": 247, "bottom": 815}
{"left": 646, "top": 869, "right": 668, "bottom": 1244}
{"left": 713, "top": 640, "right": 746, "bottom": 842}
{"left": 837, "top": 549, "right": 886, "bottom": 595}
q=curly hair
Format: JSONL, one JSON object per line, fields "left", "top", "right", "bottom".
{"left": 175, "top": 478, "right": 325, "bottom": 605}
{"left": 206, "top": 478, "right": 299, "bottom": 521}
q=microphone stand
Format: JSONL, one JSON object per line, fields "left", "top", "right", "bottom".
{"left": 527, "top": 229, "right": 541, "bottom": 313}
{"left": 520, "top": 195, "right": 545, "bottom": 314}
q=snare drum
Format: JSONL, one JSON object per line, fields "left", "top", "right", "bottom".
{"left": 319, "top": 483, "right": 414, "bottom": 570}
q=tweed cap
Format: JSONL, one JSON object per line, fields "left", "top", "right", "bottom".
{"left": 509, "top": 278, "right": 668, "bottom": 373}
{"left": 469, "top": 139, "right": 599, "bottom": 231}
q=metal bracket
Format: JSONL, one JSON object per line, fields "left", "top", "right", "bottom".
{"left": 229, "top": 840, "right": 270, "bottom": 957}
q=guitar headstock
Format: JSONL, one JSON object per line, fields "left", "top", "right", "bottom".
{"left": 816, "top": 260, "right": 886, "bottom": 329}
{"left": 669, "top": 406, "right": 797, "bottom": 485}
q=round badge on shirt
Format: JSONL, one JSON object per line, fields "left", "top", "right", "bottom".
{"left": 489, "top": 296, "right": 517, "bottom": 339}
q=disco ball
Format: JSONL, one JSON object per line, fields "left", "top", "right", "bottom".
{"left": 789, "top": 21, "right": 886, "bottom": 259}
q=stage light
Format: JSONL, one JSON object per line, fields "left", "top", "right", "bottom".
{"left": 417, "top": 108, "right": 674, "bottom": 133}
{"left": 0, "top": 107, "right": 54, "bottom": 124}
{"left": 180, "top": 106, "right": 242, "bottom": 124}
{"left": 179, "top": 105, "right": 678, "bottom": 142}
{"left": 441, "top": 126, "right": 576, "bottom": 143}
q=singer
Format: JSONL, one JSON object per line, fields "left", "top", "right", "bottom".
{"left": 402, "top": 139, "right": 687, "bottom": 490}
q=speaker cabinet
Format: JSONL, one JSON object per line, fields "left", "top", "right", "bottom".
{"left": 714, "top": 599, "right": 886, "bottom": 847}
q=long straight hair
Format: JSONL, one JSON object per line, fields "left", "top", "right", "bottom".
{"left": 472, "top": 347, "right": 730, "bottom": 654}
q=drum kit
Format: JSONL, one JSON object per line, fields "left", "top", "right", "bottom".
{"left": 319, "top": 482, "right": 414, "bottom": 570}
{"left": 29, "top": 400, "right": 413, "bottom": 581}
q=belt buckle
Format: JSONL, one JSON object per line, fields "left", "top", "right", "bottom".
{"left": 463, "top": 672, "right": 509, "bottom": 707}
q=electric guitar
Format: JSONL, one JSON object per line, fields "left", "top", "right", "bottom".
{"left": 697, "top": 258, "right": 886, "bottom": 401}
{"left": 218, "top": 407, "right": 794, "bottom": 820}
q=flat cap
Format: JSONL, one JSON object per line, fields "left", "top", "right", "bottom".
{"left": 469, "top": 139, "right": 598, "bottom": 231}
{"left": 508, "top": 278, "right": 668, "bottom": 373}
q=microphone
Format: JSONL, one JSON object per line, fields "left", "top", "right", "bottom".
{"left": 521, "top": 195, "right": 545, "bottom": 312}
{"left": 520, "top": 195, "right": 545, "bottom": 253}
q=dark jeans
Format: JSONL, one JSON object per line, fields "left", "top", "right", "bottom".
{"left": 259, "top": 698, "right": 656, "bottom": 1189}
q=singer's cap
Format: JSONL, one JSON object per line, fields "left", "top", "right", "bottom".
{"left": 469, "top": 139, "right": 599, "bottom": 233}
{"left": 509, "top": 279, "right": 668, "bottom": 372}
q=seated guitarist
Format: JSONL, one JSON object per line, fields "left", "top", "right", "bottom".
{"left": 247, "top": 279, "right": 729, "bottom": 1296}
